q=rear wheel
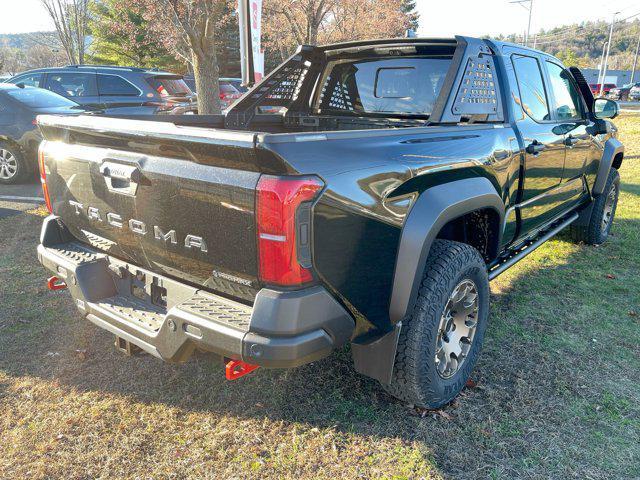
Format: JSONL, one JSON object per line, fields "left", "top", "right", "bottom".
{"left": 383, "top": 240, "right": 490, "bottom": 409}
{"left": 0, "top": 143, "right": 26, "bottom": 185}
{"left": 571, "top": 168, "right": 620, "bottom": 245}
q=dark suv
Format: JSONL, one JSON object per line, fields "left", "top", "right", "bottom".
{"left": 8, "top": 65, "right": 197, "bottom": 115}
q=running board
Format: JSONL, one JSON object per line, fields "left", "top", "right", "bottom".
{"left": 489, "top": 212, "right": 579, "bottom": 281}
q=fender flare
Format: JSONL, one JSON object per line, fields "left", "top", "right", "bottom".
{"left": 389, "top": 177, "right": 505, "bottom": 325}
{"left": 351, "top": 177, "right": 505, "bottom": 384}
{"left": 593, "top": 138, "right": 624, "bottom": 196}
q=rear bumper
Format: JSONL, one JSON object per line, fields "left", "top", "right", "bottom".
{"left": 37, "top": 216, "right": 354, "bottom": 367}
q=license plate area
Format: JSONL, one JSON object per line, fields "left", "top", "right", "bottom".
{"left": 107, "top": 259, "right": 198, "bottom": 312}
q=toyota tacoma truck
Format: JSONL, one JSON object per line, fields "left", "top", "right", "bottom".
{"left": 36, "top": 37, "right": 624, "bottom": 408}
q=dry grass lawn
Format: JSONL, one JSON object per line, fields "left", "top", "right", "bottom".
{"left": 1, "top": 116, "right": 639, "bottom": 479}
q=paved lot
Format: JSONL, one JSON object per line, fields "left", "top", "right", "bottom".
{"left": 0, "top": 180, "right": 43, "bottom": 219}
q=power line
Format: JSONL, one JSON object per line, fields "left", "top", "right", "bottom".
{"left": 528, "top": 10, "right": 640, "bottom": 43}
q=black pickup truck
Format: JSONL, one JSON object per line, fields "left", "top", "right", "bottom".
{"left": 36, "top": 37, "right": 624, "bottom": 408}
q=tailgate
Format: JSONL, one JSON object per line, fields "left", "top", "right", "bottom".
{"left": 38, "top": 115, "right": 287, "bottom": 303}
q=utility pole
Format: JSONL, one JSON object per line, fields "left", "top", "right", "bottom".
{"left": 631, "top": 29, "right": 640, "bottom": 84}
{"left": 510, "top": 0, "right": 534, "bottom": 46}
{"left": 598, "top": 41, "right": 609, "bottom": 88}
{"left": 600, "top": 10, "right": 619, "bottom": 96}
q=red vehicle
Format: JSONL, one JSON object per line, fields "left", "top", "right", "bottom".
{"left": 219, "top": 82, "right": 242, "bottom": 109}
{"left": 589, "top": 83, "right": 617, "bottom": 96}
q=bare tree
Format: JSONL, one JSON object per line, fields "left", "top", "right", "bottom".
{"left": 128, "top": 0, "right": 233, "bottom": 114}
{"left": 264, "top": 0, "right": 413, "bottom": 63}
{"left": 40, "top": 0, "right": 90, "bottom": 64}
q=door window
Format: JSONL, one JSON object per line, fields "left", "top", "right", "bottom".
{"left": 511, "top": 55, "right": 550, "bottom": 122}
{"left": 10, "top": 73, "right": 43, "bottom": 88}
{"left": 98, "top": 75, "right": 140, "bottom": 96}
{"left": 46, "top": 73, "right": 97, "bottom": 97}
{"left": 545, "top": 62, "right": 582, "bottom": 121}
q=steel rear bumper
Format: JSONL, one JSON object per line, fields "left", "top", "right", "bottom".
{"left": 37, "top": 216, "right": 354, "bottom": 367}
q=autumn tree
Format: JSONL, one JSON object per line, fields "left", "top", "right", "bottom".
{"left": 40, "top": 0, "right": 91, "bottom": 64}
{"left": 123, "top": 0, "right": 237, "bottom": 114}
{"left": 263, "top": 0, "right": 417, "bottom": 64}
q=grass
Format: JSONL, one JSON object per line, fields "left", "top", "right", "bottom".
{"left": 1, "top": 116, "right": 639, "bottom": 479}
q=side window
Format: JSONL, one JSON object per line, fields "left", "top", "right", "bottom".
{"left": 546, "top": 62, "right": 582, "bottom": 121}
{"left": 46, "top": 73, "right": 97, "bottom": 97}
{"left": 511, "top": 55, "right": 550, "bottom": 122}
{"left": 11, "top": 73, "right": 42, "bottom": 88}
{"left": 98, "top": 75, "right": 140, "bottom": 96}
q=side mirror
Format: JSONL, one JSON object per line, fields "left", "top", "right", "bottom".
{"left": 593, "top": 98, "right": 618, "bottom": 119}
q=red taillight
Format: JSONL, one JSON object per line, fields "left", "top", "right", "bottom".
{"left": 38, "top": 147, "right": 53, "bottom": 213}
{"left": 256, "top": 175, "right": 323, "bottom": 286}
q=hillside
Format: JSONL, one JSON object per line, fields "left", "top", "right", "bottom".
{"left": 497, "top": 18, "right": 640, "bottom": 70}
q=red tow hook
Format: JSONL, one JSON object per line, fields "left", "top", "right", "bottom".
{"left": 225, "top": 359, "right": 259, "bottom": 380}
{"left": 47, "top": 276, "right": 67, "bottom": 291}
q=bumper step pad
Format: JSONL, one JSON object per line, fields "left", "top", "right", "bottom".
{"left": 37, "top": 216, "right": 354, "bottom": 368}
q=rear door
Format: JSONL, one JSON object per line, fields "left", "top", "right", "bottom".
{"left": 510, "top": 53, "right": 567, "bottom": 233}
{"left": 44, "top": 71, "right": 102, "bottom": 110}
{"left": 97, "top": 73, "right": 147, "bottom": 114}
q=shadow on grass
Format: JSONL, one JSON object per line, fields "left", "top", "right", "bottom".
{"left": 1, "top": 213, "right": 639, "bottom": 478}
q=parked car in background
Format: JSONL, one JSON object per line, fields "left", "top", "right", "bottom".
{"left": 8, "top": 66, "right": 197, "bottom": 115}
{"left": 0, "top": 83, "right": 90, "bottom": 184}
{"left": 607, "top": 82, "right": 640, "bottom": 101}
{"left": 183, "top": 76, "right": 244, "bottom": 109}
{"left": 630, "top": 84, "right": 640, "bottom": 101}
{"left": 589, "top": 83, "right": 617, "bottom": 96}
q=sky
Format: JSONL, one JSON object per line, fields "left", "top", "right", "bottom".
{"left": 0, "top": 0, "right": 638, "bottom": 37}
{"left": 417, "top": 0, "right": 640, "bottom": 38}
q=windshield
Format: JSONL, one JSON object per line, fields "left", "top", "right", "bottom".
{"left": 5, "top": 87, "right": 77, "bottom": 108}
{"left": 317, "top": 56, "right": 452, "bottom": 117}
{"left": 147, "top": 76, "right": 192, "bottom": 96}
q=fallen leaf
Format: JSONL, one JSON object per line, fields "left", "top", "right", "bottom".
{"left": 75, "top": 349, "right": 87, "bottom": 360}
{"left": 437, "top": 410, "right": 453, "bottom": 420}
{"left": 465, "top": 378, "right": 478, "bottom": 388}
{"left": 605, "top": 273, "right": 616, "bottom": 279}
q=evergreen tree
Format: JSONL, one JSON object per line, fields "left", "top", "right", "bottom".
{"left": 89, "top": 0, "right": 181, "bottom": 70}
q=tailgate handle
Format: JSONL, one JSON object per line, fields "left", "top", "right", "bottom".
{"left": 100, "top": 162, "right": 141, "bottom": 196}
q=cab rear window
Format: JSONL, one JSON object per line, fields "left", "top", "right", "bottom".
{"left": 317, "top": 56, "right": 452, "bottom": 117}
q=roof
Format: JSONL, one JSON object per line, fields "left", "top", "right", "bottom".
{"left": 11, "top": 65, "right": 178, "bottom": 76}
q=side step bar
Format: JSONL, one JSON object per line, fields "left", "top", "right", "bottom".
{"left": 489, "top": 212, "right": 579, "bottom": 281}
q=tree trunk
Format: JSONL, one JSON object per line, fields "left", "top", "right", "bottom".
{"left": 192, "top": 49, "right": 222, "bottom": 115}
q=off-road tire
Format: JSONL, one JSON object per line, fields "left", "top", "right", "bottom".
{"left": 0, "top": 142, "right": 28, "bottom": 185}
{"left": 570, "top": 168, "right": 620, "bottom": 245}
{"left": 383, "top": 240, "right": 490, "bottom": 409}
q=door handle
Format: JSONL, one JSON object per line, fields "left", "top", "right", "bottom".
{"left": 99, "top": 161, "right": 142, "bottom": 196}
{"left": 526, "top": 141, "right": 546, "bottom": 155}
{"left": 564, "top": 135, "right": 580, "bottom": 147}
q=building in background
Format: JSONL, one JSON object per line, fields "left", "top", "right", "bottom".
{"left": 581, "top": 68, "right": 638, "bottom": 87}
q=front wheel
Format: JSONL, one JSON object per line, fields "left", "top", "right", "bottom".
{"left": 571, "top": 168, "right": 620, "bottom": 245}
{"left": 383, "top": 240, "right": 490, "bottom": 409}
